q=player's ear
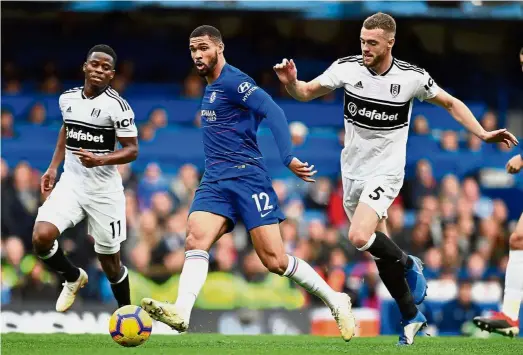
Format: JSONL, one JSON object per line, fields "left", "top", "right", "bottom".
{"left": 82, "top": 62, "right": 87, "bottom": 72}
{"left": 218, "top": 41, "right": 224, "bottom": 55}
{"left": 109, "top": 70, "right": 115, "bottom": 80}
{"left": 388, "top": 37, "right": 395, "bottom": 49}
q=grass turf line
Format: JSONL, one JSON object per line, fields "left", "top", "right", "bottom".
{"left": 2, "top": 334, "right": 522, "bottom": 355}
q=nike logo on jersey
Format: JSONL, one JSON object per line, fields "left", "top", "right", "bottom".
{"left": 261, "top": 210, "right": 273, "bottom": 218}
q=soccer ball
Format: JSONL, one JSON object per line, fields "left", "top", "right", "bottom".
{"left": 109, "top": 305, "right": 153, "bottom": 347}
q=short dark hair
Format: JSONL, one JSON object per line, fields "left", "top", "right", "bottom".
{"left": 190, "top": 25, "right": 222, "bottom": 43}
{"left": 87, "top": 44, "right": 117, "bottom": 65}
{"left": 363, "top": 12, "right": 396, "bottom": 36}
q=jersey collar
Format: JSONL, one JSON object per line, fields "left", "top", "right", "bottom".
{"left": 366, "top": 57, "right": 394, "bottom": 77}
{"left": 81, "top": 86, "right": 109, "bottom": 100}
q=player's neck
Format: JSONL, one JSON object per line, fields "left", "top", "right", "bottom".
{"left": 371, "top": 55, "right": 393, "bottom": 76}
{"left": 83, "top": 84, "right": 108, "bottom": 99}
{"left": 205, "top": 58, "right": 226, "bottom": 84}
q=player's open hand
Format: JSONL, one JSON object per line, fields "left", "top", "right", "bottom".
{"left": 288, "top": 157, "right": 317, "bottom": 183}
{"left": 273, "top": 58, "right": 298, "bottom": 85}
{"left": 40, "top": 168, "right": 57, "bottom": 194}
{"left": 506, "top": 154, "right": 523, "bottom": 174}
{"left": 73, "top": 148, "right": 104, "bottom": 168}
{"left": 481, "top": 128, "right": 519, "bottom": 148}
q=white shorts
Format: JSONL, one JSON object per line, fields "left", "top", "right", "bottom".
{"left": 36, "top": 179, "right": 126, "bottom": 254}
{"left": 342, "top": 175, "right": 403, "bottom": 221}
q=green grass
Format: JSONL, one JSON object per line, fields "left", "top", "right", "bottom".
{"left": 2, "top": 334, "right": 522, "bottom": 355}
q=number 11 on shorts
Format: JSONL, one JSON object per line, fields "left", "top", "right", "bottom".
{"left": 110, "top": 220, "right": 121, "bottom": 239}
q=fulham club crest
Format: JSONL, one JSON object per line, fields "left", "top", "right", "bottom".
{"left": 390, "top": 84, "right": 401, "bottom": 98}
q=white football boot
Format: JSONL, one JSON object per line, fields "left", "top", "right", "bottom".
{"left": 141, "top": 298, "right": 190, "bottom": 332}
{"left": 330, "top": 292, "right": 357, "bottom": 342}
{"left": 55, "top": 268, "right": 88, "bottom": 312}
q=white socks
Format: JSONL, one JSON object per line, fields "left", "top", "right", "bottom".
{"left": 283, "top": 254, "right": 339, "bottom": 309}
{"left": 501, "top": 250, "right": 523, "bottom": 321}
{"left": 174, "top": 250, "right": 209, "bottom": 314}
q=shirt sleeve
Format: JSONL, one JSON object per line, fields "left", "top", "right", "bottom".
{"left": 317, "top": 60, "right": 346, "bottom": 90}
{"left": 227, "top": 76, "right": 294, "bottom": 166}
{"left": 414, "top": 70, "right": 440, "bottom": 102}
{"left": 111, "top": 99, "right": 138, "bottom": 137}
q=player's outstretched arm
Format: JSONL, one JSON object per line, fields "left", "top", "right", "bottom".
{"left": 72, "top": 137, "right": 138, "bottom": 168}
{"left": 427, "top": 89, "right": 519, "bottom": 148}
{"left": 247, "top": 88, "right": 317, "bottom": 182}
{"left": 41, "top": 124, "right": 66, "bottom": 193}
{"left": 273, "top": 59, "right": 332, "bottom": 102}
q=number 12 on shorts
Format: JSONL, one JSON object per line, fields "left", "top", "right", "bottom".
{"left": 110, "top": 220, "right": 121, "bottom": 239}
{"left": 252, "top": 192, "right": 274, "bottom": 215}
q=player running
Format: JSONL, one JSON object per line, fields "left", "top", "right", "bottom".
{"left": 141, "top": 25, "right": 356, "bottom": 342}
{"left": 273, "top": 12, "right": 519, "bottom": 345}
{"left": 472, "top": 48, "right": 523, "bottom": 338}
{"left": 32, "top": 45, "right": 138, "bottom": 312}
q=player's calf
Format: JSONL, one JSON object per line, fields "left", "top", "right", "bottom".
{"left": 98, "top": 252, "right": 130, "bottom": 308}
{"left": 32, "top": 221, "right": 81, "bottom": 283}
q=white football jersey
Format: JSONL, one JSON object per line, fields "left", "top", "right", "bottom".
{"left": 58, "top": 86, "right": 137, "bottom": 193}
{"left": 318, "top": 55, "right": 440, "bottom": 180}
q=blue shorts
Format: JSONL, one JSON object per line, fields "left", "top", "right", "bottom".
{"left": 189, "top": 174, "right": 285, "bottom": 232}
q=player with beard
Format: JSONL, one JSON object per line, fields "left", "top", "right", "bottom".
{"left": 472, "top": 47, "right": 523, "bottom": 338}
{"left": 33, "top": 44, "right": 138, "bottom": 311}
{"left": 141, "top": 25, "right": 356, "bottom": 342}
{"left": 274, "top": 13, "right": 518, "bottom": 345}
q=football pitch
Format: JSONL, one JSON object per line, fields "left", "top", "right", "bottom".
{"left": 2, "top": 334, "right": 522, "bottom": 355}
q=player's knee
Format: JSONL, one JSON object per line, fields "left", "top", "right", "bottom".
{"left": 509, "top": 232, "right": 523, "bottom": 250}
{"left": 32, "top": 222, "right": 58, "bottom": 252}
{"left": 261, "top": 254, "right": 287, "bottom": 275}
{"left": 348, "top": 228, "right": 370, "bottom": 249}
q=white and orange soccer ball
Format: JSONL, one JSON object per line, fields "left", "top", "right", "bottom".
{"left": 109, "top": 305, "right": 153, "bottom": 347}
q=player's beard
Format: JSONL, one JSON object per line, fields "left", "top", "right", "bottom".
{"left": 196, "top": 51, "right": 219, "bottom": 77}
{"left": 363, "top": 51, "right": 385, "bottom": 69}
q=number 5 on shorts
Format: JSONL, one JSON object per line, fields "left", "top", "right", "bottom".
{"left": 369, "top": 186, "right": 385, "bottom": 201}
{"left": 110, "top": 220, "right": 121, "bottom": 239}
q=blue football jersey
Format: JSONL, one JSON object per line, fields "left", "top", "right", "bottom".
{"left": 199, "top": 64, "right": 272, "bottom": 182}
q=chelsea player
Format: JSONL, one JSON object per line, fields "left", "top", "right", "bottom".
{"left": 141, "top": 25, "right": 355, "bottom": 341}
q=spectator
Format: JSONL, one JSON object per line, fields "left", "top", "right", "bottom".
{"left": 137, "top": 163, "right": 170, "bottom": 210}
{"left": 466, "top": 133, "right": 483, "bottom": 153}
{"left": 462, "top": 177, "right": 493, "bottom": 219}
{"left": 183, "top": 73, "right": 204, "bottom": 98}
{"left": 1, "top": 110, "right": 15, "bottom": 138}
{"left": 304, "top": 177, "right": 332, "bottom": 209}
{"left": 440, "top": 130, "right": 459, "bottom": 152}
{"left": 405, "top": 159, "right": 437, "bottom": 209}
{"left": 40, "top": 75, "right": 61, "bottom": 94}
{"left": 27, "top": 103, "right": 46, "bottom": 125}
{"left": 117, "top": 163, "right": 139, "bottom": 192}
{"left": 150, "top": 191, "right": 175, "bottom": 225}
{"left": 149, "top": 108, "right": 168, "bottom": 129}
{"left": 439, "top": 174, "right": 460, "bottom": 204}
{"left": 437, "top": 281, "right": 482, "bottom": 334}
{"left": 139, "top": 123, "right": 156, "bottom": 142}
{"left": 412, "top": 115, "right": 430, "bottom": 135}
{"left": 170, "top": 164, "right": 199, "bottom": 206}
{"left": 481, "top": 111, "right": 497, "bottom": 131}
{"left": 424, "top": 248, "right": 442, "bottom": 279}
{"left": 289, "top": 121, "right": 308, "bottom": 146}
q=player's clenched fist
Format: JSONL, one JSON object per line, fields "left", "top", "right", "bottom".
{"left": 506, "top": 154, "right": 523, "bottom": 174}
{"left": 40, "top": 168, "right": 57, "bottom": 194}
{"left": 288, "top": 157, "right": 317, "bottom": 183}
{"left": 273, "top": 58, "right": 298, "bottom": 85}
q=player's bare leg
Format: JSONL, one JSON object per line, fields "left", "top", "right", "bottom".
{"left": 32, "top": 221, "right": 87, "bottom": 312}
{"left": 250, "top": 223, "right": 356, "bottom": 342}
{"left": 350, "top": 203, "right": 426, "bottom": 345}
{"left": 473, "top": 213, "right": 523, "bottom": 337}
{"left": 98, "top": 251, "right": 130, "bottom": 308}
{"left": 141, "top": 211, "right": 229, "bottom": 332}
